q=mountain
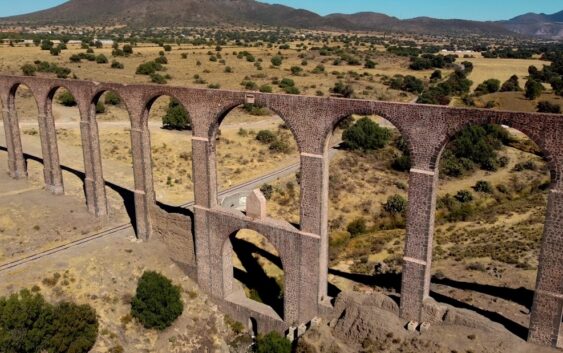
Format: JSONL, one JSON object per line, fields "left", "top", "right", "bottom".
{"left": 502, "top": 10, "right": 563, "bottom": 39}
{"left": 0, "top": 0, "right": 561, "bottom": 39}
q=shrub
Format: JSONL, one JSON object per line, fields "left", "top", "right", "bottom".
{"left": 500, "top": 75, "right": 521, "bottom": 92}
{"left": 269, "top": 138, "right": 291, "bottom": 154}
{"left": 256, "top": 130, "right": 276, "bottom": 144}
{"left": 271, "top": 55, "right": 283, "bottom": 66}
{"left": 260, "top": 184, "right": 274, "bottom": 200}
{"left": 343, "top": 117, "right": 391, "bottom": 151}
{"left": 259, "top": 84, "right": 273, "bottom": 93}
{"left": 162, "top": 99, "right": 191, "bottom": 130}
{"left": 50, "top": 47, "right": 61, "bottom": 56}
{"left": 331, "top": 81, "right": 354, "bottom": 98}
{"left": 96, "top": 101, "right": 106, "bottom": 114}
{"left": 48, "top": 302, "right": 98, "bottom": 353}
{"left": 290, "top": 66, "right": 303, "bottom": 75}
{"left": 537, "top": 101, "right": 561, "bottom": 114}
{"left": 136, "top": 61, "right": 163, "bottom": 75}
{"left": 155, "top": 55, "right": 168, "bottom": 64}
{"left": 131, "top": 271, "right": 184, "bottom": 330}
{"left": 256, "top": 332, "right": 292, "bottom": 353}
{"left": 430, "top": 70, "right": 442, "bottom": 81}
{"left": 347, "top": 218, "right": 367, "bottom": 237}
{"left": 95, "top": 54, "right": 108, "bottom": 64}
{"left": 525, "top": 78, "right": 544, "bottom": 100}
{"left": 150, "top": 73, "right": 167, "bottom": 84}
{"left": 455, "top": 190, "right": 473, "bottom": 203}
{"left": 364, "top": 59, "right": 377, "bottom": 69}
{"left": 163, "top": 44, "right": 172, "bottom": 52}
{"left": 21, "top": 63, "right": 36, "bottom": 76}
{"left": 473, "top": 180, "right": 493, "bottom": 193}
{"left": 123, "top": 44, "right": 133, "bottom": 55}
{"left": 69, "top": 54, "right": 81, "bottom": 63}
{"left": 0, "top": 289, "right": 98, "bottom": 353}
{"left": 383, "top": 194, "right": 407, "bottom": 215}
{"left": 474, "top": 79, "right": 500, "bottom": 95}
{"left": 58, "top": 91, "right": 77, "bottom": 107}
{"left": 111, "top": 60, "right": 124, "bottom": 69}
{"left": 104, "top": 91, "right": 121, "bottom": 105}
{"left": 392, "top": 154, "right": 411, "bottom": 172}
{"left": 243, "top": 103, "right": 270, "bottom": 116}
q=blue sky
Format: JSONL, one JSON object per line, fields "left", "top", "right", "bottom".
{"left": 1, "top": 0, "right": 561, "bottom": 20}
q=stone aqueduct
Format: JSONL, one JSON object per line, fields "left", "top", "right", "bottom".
{"left": 1, "top": 74, "right": 562, "bottom": 347}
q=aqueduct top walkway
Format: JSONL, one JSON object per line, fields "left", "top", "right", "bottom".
{"left": 1, "top": 75, "right": 562, "bottom": 347}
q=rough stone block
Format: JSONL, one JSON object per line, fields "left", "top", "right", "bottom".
{"left": 286, "top": 326, "right": 296, "bottom": 341}
{"left": 297, "top": 323, "right": 307, "bottom": 337}
{"left": 419, "top": 322, "right": 430, "bottom": 333}
{"left": 311, "top": 317, "right": 322, "bottom": 328}
{"left": 246, "top": 189, "right": 267, "bottom": 219}
{"left": 407, "top": 320, "right": 419, "bottom": 332}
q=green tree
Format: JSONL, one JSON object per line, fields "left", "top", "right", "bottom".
{"left": 162, "top": 99, "right": 191, "bottom": 130}
{"left": 123, "top": 44, "right": 133, "bottom": 55}
{"left": 342, "top": 117, "right": 391, "bottom": 151}
{"left": 48, "top": 302, "right": 98, "bottom": 353}
{"left": 271, "top": 55, "right": 283, "bottom": 66}
{"left": 383, "top": 194, "right": 407, "bottom": 215}
{"left": 537, "top": 101, "right": 561, "bottom": 114}
{"left": 256, "top": 332, "right": 291, "bottom": 353}
{"left": 256, "top": 130, "right": 276, "bottom": 144}
{"left": 0, "top": 289, "right": 53, "bottom": 353}
{"left": 21, "top": 63, "right": 36, "bottom": 76}
{"left": 58, "top": 91, "right": 77, "bottom": 107}
{"left": 525, "top": 78, "right": 544, "bottom": 100}
{"left": 500, "top": 75, "right": 521, "bottom": 92}
{"left": 131, "top": 271, "right": 184, "bottom": 330}
{"left": 95, "top": 54, "right": 108, "bottom": 64}
{"left": 475, "top": 79, "right": 500, "bottom": 95}
{"left": 347, "top": 217, "right": 367, "bottom": 237}
{"left": 104, "top": 91, "right": 121, "bottom": 105}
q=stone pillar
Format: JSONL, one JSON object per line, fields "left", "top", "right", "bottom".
{"left": 528, "top": 189, "right": 563, "bottom": 347}
{"left": 40, "top": 109, "right": 64, "bottom": 195}
{"left": 192, "top": 135, "right": 218, "bottom": 292}
{"left": 79, "top": 107, "right": 108, "bottom": 217}
{"left": 130, "top": 125, "right": 155, "bottom": 241}
{"left": 400, "top": 167, "right": 438, "bottom": 321}
{"left": 4, "top": 106, "right": 27, "bottom": 179}
{"left": 299, "top": 151, "right": 329, "bottom": 303}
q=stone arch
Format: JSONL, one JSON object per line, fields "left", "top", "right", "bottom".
{"left": 437, "top": 120, "right": 557, "bottom": 185}
{"left": 90, "top": 88, "right": 130, "bottom": 119}
{"left": 140, "top": 92, "right": 186, "bottom": 129}
{"left": 7, "top": 82, "right": 40, "bottom": 113}
{"left": 324, "top": 111, "right": 416, "bottom": 161}
{"left": 208, "top": 101, "right": 301, "bottom": 153}
{"left": 221, "top": 227, "right": 287, "bottom": 321}
{"left": 430, "top": 117, "right": 556, "bottom": 341}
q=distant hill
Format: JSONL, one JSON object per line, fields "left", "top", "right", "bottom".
{"left": 502, "top": 10, "right": 563, "bottom": 39}
{"left": 1, "top": 0, "right": 561, "bottom": 39}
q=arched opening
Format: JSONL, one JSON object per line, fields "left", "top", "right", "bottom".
{"left": 145, "top": 95, "right": 194, "bottom": 206}
{"left": 48, "top": 87, "right": 85, "bottom": 203}
{"left": 91, "top": 90, "right": 135, "bottom": 220}
{"left": 225, "top": 229, "right": 285, "bottom": 320}
{"left": 214, "top": 104, "right": 300, "bottom": 225}
{"left": 10, "top": 84, "right": 43, "bottom": 185}
{"left": 431, "top": 122, "right": 551, "bottom": 340}
{"left": 323, "top": 114, "right": 409, "bottom": 299}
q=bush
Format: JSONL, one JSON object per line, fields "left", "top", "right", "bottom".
{"left": 256, "top": 130, "right": 276, "bottom": 144}
{"left": 455, "top": 190, "right": 473, "bottom": 203}
{"left": 58, "top": 91, "right": 77, "bottom": 107}
{"left": 163, "top": 44, "right": 172, "bottom": 52}
{"left": 259, "top": 84, "right": 273, "bottom": 93}
{"left": 69, "top": 54, "right": 81, "bottom": 63}
{"left": 537, "top": 101, "right": 561, "bottom": 114}
{"left": 95, "top": 54, "right": 108, "bottom": 64}
{"left": 271, "top": 55, "right": 283, "bottom": 66}
{"left": 347, "top": 217, "right": 367, "bottom": 236}
{"left": 473, "top": 180, "right": 493, "bottom": 193}
{"left": 392, "top": 154, "right": 411, "bottom": 172}
{"left": 95, "top": 101, "right": 106, "bottom": 114}
{"left": 269, "top": 138, "right": 291, "bottom": 154}
{"left": 364, "top": 59, "right": 377, "bottom": 69}
{"left": 123, "top": 44, "right": 133, "bottom": 55}
{"left": 49, "top": 302, "right": 98, "bottom": 353}
{"left": 525, "top": 79, "right": 544, "bottom": 100}
{"left": 500, "top": 75, "right": 521, "bottom": 92}
{"left": 111, "top": 60, "right": 124, "bottom": 69}
{"left": 150, "top": 73, "right": 167, "bottom": 84}
{"left": 155, "top": 55, "right": 168, "bottom": 64}
{"left": 21, "top": 63, "right": 36, "bottom": 76}
{"left": 474, "top": 79, "right": 500, "bottom": 95}
{"left": 256, "top": 332, "right": 291, "bottom": 353}
{"left": 343, "top": 117, "right": 391, "bottom": 151}
{"left": 162, "top": 99, "right": 191, "bottom": 130}
{"left": 136, "top": 61, "right": 163, "bottom": 75}
{"left": 131, "top": 271, "right": 184, "bottom": 330}
{"left": 290, "top": 66, "right": 303, "bottom": 75}
{"left": 383, "top": 194, "right": 407, "bottom": 215}
{"left": 0, "top": 289, "right": 98, "bottom": 353}
{"left": 331, "top": 81, "right": 354, "bottom": 98}
{"left": 260, "top": 184, "right": 274, "bottom": 200}
{"left": 104, "top": 91, "right": 121, "bottom": 105}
